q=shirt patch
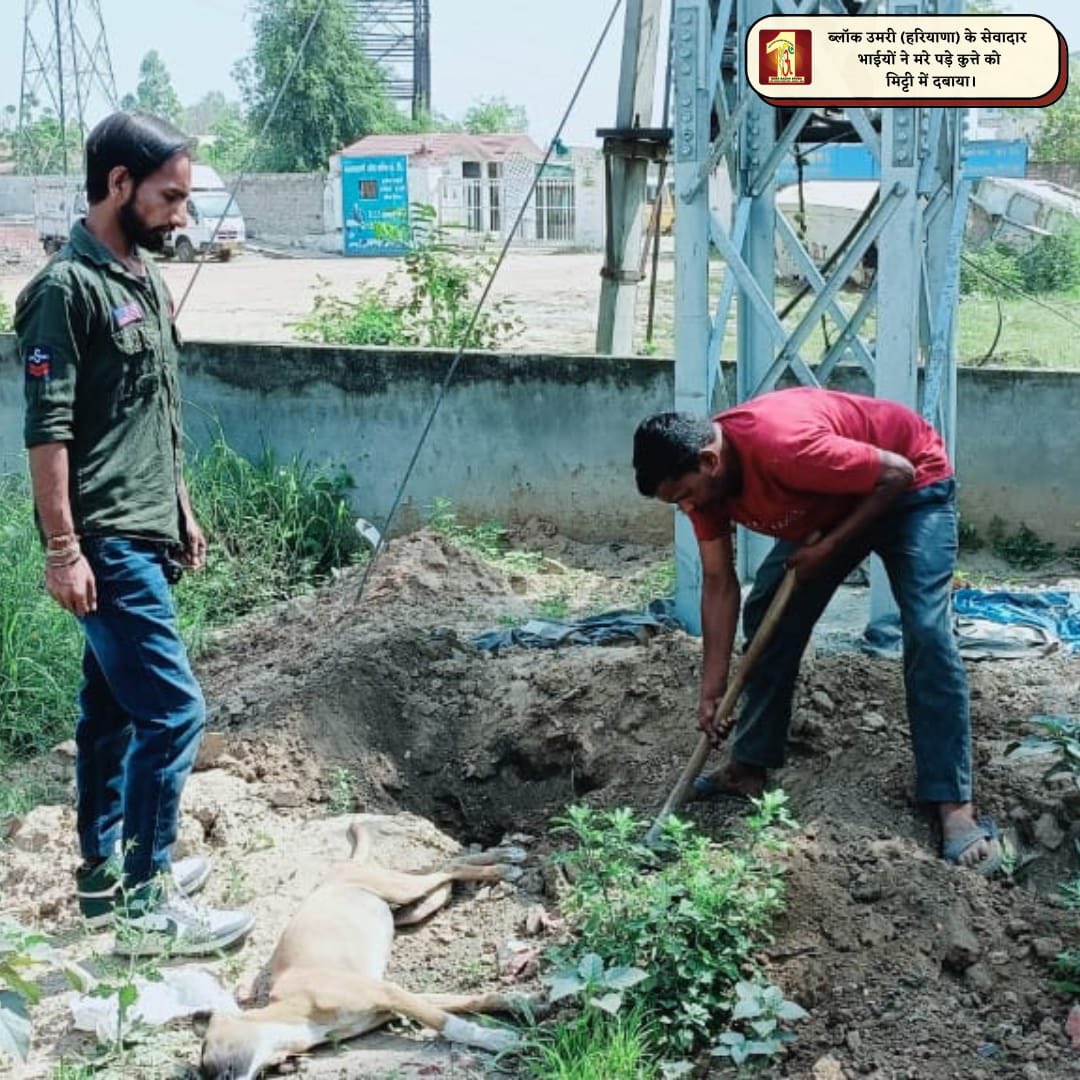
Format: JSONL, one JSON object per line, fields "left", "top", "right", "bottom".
{"left": 112, "top": 302, "right": 145, "bottom": 330}
{"left": 25, "top": 346, "right": 52, "bottom": 381}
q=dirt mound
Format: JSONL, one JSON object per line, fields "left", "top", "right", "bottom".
{"left": 6, "top": 533, "right": 1080, "bottom": 1077}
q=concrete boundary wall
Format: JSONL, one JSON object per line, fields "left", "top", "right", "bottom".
{"left": 1, "top": 336, "right": 1077, "bottom": 547}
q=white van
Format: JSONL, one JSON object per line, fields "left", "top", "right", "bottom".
{"left": 166, "top": 164, "right": 246, "bottom": 262}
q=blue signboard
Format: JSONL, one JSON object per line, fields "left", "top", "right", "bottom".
{"left": 342, "top": 155, "right": 409, "bottom": 256}
{"left": 774, "top": 139, "right": 1028, "bottom": 186}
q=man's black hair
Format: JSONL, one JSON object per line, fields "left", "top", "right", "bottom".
{"left": 633, "top": 412, "right": 715, "bottom": 497}
{"left": 85, "top": 111, "right": 192, "bottom": 204}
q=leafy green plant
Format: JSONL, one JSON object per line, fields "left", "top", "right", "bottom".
{"left": 711, "top": 980, "right": 808, "bottom": 1069}
{"left": 1006, "top": 715, "right": 1080, "bottom": 788}
{"left": 958, "top": 519, "right": 984, "bottom": 554}
{"left": 549, "top": 796, "right": 797, "bottom": 1057}
{"left": 327, "top": 766, "right": 358, "bottom": 815}
{"left": 546, "top": 953, "right": 647, "bottom": 1016}
{"left": 960, "top": 244, "right": 1023, "bottom": 297}
{"left": 1016, "top": 228, "right": 1080, "bottom": 294}
{"left": 537, "top": 594, "right": 571, "bottom": 621}
{"left": 0, "top": 293, "right": 12, "bottom": 334}
{"left": 986, "top": 517, "right": 1057, "bottom": 570}
{"left": 294, "top": 204, "right": 523, "bottom": 351}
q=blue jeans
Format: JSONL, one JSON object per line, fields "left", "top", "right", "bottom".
{"left": 732, "top": 480, "right": 971, "bottom": 804}
{"left": 75, "top": 537, "right": 205, "bottom": 887}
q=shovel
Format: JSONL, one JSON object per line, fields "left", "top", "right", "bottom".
{"left": 644, "top": 566, "right": 799, "bottom": 847}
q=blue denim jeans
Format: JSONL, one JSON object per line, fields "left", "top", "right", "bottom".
{"left": 75, "top": 537, "right": 205, "bottom": 887}
{"left": 731, "top": 479, "right": 971, "bottom": 804}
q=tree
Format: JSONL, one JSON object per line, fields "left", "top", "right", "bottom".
{"left": 11, "top": 100, "right": 84, "bottom": 174}
{"left": 183, "top": 91, "right": 232, "bottom": 136}
{"left": 1029, "top": 62, "right": 1080, "bottom": 163}
{"left": 463, "top": 96, "right": 528, "bottom": 135}
{"left": 201, "top": 103, "right": 255, "bottom": 174}
{"left": 237, "top": 0, "right": 396, "bottom": 172}
{"left": 121, "top": 51, "right": 183, "bottom": 125}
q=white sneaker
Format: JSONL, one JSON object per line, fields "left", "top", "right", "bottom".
{"left": 77, "top": 854, "right": 213, "bottom": 928}
{"left": 113, "top": 891, "right": 254, "bottom": 958}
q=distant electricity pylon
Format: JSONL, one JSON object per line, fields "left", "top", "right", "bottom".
{"left": 347, "top": 0, "right": 432, "bottom": 120}
{"left": 18, "top": 0, "right": 119, "bottom": 175}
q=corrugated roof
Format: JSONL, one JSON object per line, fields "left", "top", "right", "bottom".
{"left": 338, "top": 132, "right": 545, "bottom": 163}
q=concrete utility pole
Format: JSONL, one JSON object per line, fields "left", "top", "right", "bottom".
{"left": 595, "top": 0, "right": 665, "bottom": 355}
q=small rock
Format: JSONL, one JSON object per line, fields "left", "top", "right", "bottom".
{"left": 846, "top": 1029, "right": 863, "bottom": 1053}
{"left": 812, "top": 1056, "right": 846, "bottom": 1080}
{"left": 861, "top": 711, "right": 887, "bottom": 732}
{"left": 941, "top": 909, "right": 981, "bottom": 972}
{"left": 1033, "top": 813, "right": 1065, "bottom": 851}
{"left": 965, "top": 962, "right": 994, "bottom": 993}
{"left": 1032, "top": 937, "right": 1064, "bottom": 961}
{"left": 1065, "top": 1004, "right": 1080, "bottom": 1049}
{"left": 11, "top": 827, "right": 49, "bottom": 854}
{"left": 51, "top": 739, "right": 78, "bottom": 761}
{"left": 268, "top": 787, "right": 303, "bottom": 809}
{"left": 1021, "top": 1065, "right": 1041, "bottom": 1080}
{"left": 812, "top": 690, "right": 836, "bottom": 716}
{"left": 194, "top": 732, "right": 227, "bottom": 771}
{"left": 1006, "top": 918, "right": 1031, "bottom": 938}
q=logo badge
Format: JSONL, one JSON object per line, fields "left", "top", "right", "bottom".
{"left": 112, "top": 301, "right": 144, "bottom": 330}
{"left": 25, "top": 346, "right": 52, "bottom": 381}
{"left": 759, "top": 30, "right": 812, "bottom": 86}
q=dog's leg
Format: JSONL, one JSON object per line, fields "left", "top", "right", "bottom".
{"left": 393, "top": 882, "right": 452, "bottom": 927}
{"left": 333, "top": 862, "right": 516, "bottom": 907}
{"left": 374, "top": 980, "right": 519, "bottom": 1054}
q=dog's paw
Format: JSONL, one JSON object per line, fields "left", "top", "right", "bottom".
{"left": 443, "top": 1015, "right": 520, "bottom": 1054}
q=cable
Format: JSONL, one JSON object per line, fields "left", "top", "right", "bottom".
{"left": 354, "top": 0, "right": 627, "bottom": 601}
{"left": 174, "top": 0, "right": 331, "bottom": 320}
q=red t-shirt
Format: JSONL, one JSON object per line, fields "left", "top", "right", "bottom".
{"left": 688, "top": 387, "right": 953, "bottom": 543}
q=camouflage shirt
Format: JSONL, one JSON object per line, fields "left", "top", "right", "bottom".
{"left": 17, "top": 220, "right": 185, "bottom": 544}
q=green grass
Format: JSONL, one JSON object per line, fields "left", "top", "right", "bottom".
{"left": 643, "top": 274, "right": 1080, "bottom": 370}
{"left": 522, "top": 1006, "right": 659, "bottom": 1080}
{"left": 0, "top": 439, "right": 363, "bottom": 774}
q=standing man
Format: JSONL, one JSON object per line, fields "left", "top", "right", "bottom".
{"left": 16, "top": 111, "right": 254, "bottom": 954}
{"left": 633, "top": 387, "right": 1000, "bottom": 875}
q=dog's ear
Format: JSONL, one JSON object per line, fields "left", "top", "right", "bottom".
{"left": 191, "top": 1009, "right": 213, "bottom": 1037}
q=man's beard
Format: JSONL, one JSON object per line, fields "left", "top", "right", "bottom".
{"left": 119, "top": 192, "right": 170, "bottom": 253}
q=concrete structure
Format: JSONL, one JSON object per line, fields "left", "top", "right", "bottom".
{"left": 1, "top": 335, "right": 1078, "bottom": 550}
{"left": 221, "top": 172, "right": 325, "bottom": 247}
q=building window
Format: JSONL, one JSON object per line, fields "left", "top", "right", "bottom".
{"left": 360, "top": 180, "right": 378, "bottom": 199}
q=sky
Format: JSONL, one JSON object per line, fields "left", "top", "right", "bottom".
{"left": 0, "top": 0, "right": 1077, "bottom": 150}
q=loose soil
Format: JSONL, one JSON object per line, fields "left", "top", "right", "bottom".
{"left": 3, "top": 530, "right": 1080, "bottom": 1079}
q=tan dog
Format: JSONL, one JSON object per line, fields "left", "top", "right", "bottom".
{"left": 197, "top": 821, "right": 528, "bottom": 1079}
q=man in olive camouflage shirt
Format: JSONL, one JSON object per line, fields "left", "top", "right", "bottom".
{"left": 17, "top": 111, "right": 253, "bottom": 957}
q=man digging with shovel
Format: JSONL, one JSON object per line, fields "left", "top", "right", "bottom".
{"left": 633, "top": 386, "right": 1001, "bottom": 876}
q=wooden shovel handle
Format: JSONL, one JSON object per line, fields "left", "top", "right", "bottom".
{"left": 644, "top": 567, "right": 798, "bottom": 846}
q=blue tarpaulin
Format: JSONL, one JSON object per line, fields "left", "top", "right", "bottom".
{"left": 472, "top": 600, "right": 679, "bottom": 653}
{"left": 953, "top": 589, "right": 1080, "bottom": 651}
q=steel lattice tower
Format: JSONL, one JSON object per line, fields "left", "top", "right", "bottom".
{"left": 348, "top": 0, "right": 432, "bottom": 119}
{"left": 18, "top": 0, "right": 119, "bottom": 175}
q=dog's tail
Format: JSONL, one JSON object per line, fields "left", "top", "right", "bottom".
{"left": 347, "top": 820, "right": 373, "bottom": 863}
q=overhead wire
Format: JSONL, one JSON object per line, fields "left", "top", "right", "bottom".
{"left": 353, "top": 0, "right": 627, "bottom": 601}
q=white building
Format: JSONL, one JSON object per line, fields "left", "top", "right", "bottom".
{"left": 327, "top": 132, "right": 604, "bottom": 252}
